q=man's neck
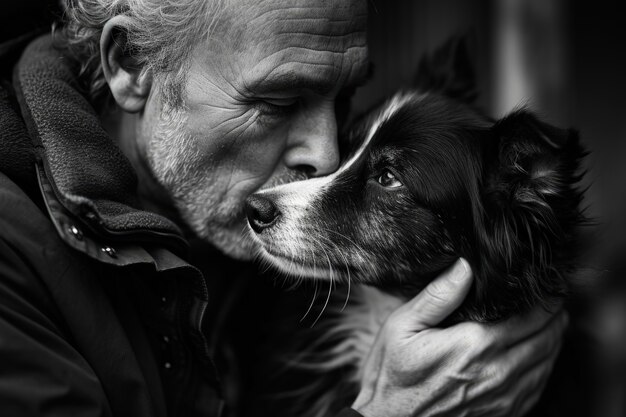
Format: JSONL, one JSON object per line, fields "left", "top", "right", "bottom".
{"left": 100, "top": 106, "right": 183, "bottom": 224}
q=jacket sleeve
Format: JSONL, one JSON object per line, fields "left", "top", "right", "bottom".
{"left": 0, "top": 233, "right": 112, "bottom": 416}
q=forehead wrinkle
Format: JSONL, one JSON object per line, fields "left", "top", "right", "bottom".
{"left": 271, "top": 13, "right": 367, "bottom": 38}
{"left": 256, "top": 15, "right": 367, "bottom": 57}
{"left": 220, "top": 0, "right": 367, "bottom": 95}
{"left": 242, "top": 24, "right": 368, "bottom": 92}
{"left": 243, "top": 43, "right": 368, "bottom": 96}
{"left": 242, "top": 0, "right": 367, "bottom": 29}
{"left": 225, "top": 0, "right": 367, "bottom": 50}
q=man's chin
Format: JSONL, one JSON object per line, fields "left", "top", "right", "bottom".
{"left": 202, "top": 222, "right": 260, "bottom": 261}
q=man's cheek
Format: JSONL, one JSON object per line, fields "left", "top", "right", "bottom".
{"left": 194, "top": 118, "right": 286, "bottom": 174}
{"left": 230, "top": 131, "right": 290, "bottom": 186}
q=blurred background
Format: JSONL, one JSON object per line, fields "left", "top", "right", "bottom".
{"left": 2, "top": 0, "right": 625, "bottom": 415}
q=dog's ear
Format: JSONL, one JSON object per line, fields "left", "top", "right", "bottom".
{"left": 413, "top": 33, "right": 478, "bottom": 103}
{"left": 468, "top": 110, "right": 587, "bottom": 320}
{"left": 483, "top": 110, "right": 585, "bottom": 211}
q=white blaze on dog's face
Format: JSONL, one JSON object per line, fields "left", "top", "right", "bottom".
{"left": 245, "top": 92, "right": 487, "bottom": 290}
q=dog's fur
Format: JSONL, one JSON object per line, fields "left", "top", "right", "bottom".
{"left": 241, "top": 38, "right": 587, "bottom": 417}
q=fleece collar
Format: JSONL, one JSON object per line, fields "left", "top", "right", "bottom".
{"left": 13, "top": 35, "right": 188, "bottom": 258}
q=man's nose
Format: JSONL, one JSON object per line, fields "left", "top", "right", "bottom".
{"left": 283, "top": 100, "right": 340, "bottom": 177}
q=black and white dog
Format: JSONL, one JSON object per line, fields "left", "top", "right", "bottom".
{"left": 242, "top": 39, "right": 587, "bottom": 417}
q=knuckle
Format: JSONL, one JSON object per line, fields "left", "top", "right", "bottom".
{"left": 541, "top": 352, "right": 560, "bottom": 373}
{"left": 540, "top": 322, "right": 566, "bottom": 351}
{"left": 384, "top": 309, "right": 403, "bottom": 330}
{"left": 477, "top": 324, "right": 498, "bottom": 344}
{"left": 380, "top": 312, "right": 404, "bottom": 338}
{"left": 489, "top": 364, "right": 510, "bottom": 386}
{"left": 462, "top": 323, "right": 498, "bottom": 351}
{"left": 556, "top": 310, "right": 570, "bottom": 332}
{"left": 485, "top": 391, "right": 515, "bottom": 413}
{"left": 424, "top": 281, "right": 452, "bottom": 306}
{"left": 497, "top": 398, "right": 516, "bottom": 415}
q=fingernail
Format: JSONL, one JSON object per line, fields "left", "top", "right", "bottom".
{"left": 450, "top": 258, "right": 470, "bottom": 282}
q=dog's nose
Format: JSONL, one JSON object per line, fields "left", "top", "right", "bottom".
{"left": 246, "top": 194, "right": 281, "bottom": 233}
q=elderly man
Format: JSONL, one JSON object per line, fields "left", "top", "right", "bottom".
{"left": 0, "top": 0, "right": 566, "bottom": 416}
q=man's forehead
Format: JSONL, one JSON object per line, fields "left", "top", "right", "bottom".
{"left": 221, "top": 0, "right": 369, "bottom": 94}
{"left": 225, "top": 0, "right": 368, "bottom": 32}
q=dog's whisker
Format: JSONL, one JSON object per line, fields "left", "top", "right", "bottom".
{"left": 301, "top": 279, "right": 319, "bottom": 323}
{"left": 315, "top": 233, "right": 353, "bottom": 287}
{"left": 300, "top": 232, "right": 353, "bottom": 314}
{"left": 311, "top": 245, "right": 317, "bottom": 285}
{"left": 342, "top": 263, "right": 351, "bottom": 312}
{"left": 322, "top": 227, "right": 368, "bottom": 254}
{"left": 310, "top": 248, "right": 335, "bottom": 328}
{"left": 234, "top": 222, "right": 251, "bottom": 247}
{"left": 325, "top": 237, "right": 353, "bottom": 311}
{"left": 311, "top": 279, "right": 332, "bottom": 328}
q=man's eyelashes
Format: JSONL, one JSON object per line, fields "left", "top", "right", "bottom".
{"left": 252, "top": 98, "right": 300, "bottom": 118}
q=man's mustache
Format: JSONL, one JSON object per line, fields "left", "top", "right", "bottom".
{"left": 261, "top": 169, "right": 310, "bottom": 190}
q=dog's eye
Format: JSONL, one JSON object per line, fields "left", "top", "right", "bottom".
{"left": 377, "top": 170, "right": 403, "bottom": 188}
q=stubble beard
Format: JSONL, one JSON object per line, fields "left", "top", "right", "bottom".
{"left": 147, "top": 102, "right": 308, "bottom": 260}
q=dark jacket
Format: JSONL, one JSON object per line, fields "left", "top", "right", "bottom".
{"left": 0, "top": 33, "right": 229, "bottom": 417}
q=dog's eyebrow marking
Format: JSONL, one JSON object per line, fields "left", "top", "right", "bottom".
{"left": 332, "top": 92, "right": 416, "bottom": 179}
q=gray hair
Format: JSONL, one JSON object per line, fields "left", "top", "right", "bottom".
{"left": 56, "top": 0, "right": 225, "bottom": 107}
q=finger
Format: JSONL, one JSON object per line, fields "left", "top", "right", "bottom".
{"left": 515, "top": 372, "right": 551, "bottom": 417}
{"left": 493, "top": 305, "right": 568, "bottom": 347}
{"left": 497, "top": 312, "right": 567, "bottom": 380}
{"left": 474, "top": 337, "right": 562, "bottom": 417}
{"left": 462, "top": 342, "right": 561, "bottom": 416}
{"left": 404, "top": 258, "right": 473, "bottom": 330}
{"left": 513, "top": 344, "right": 561, "bottom": 416}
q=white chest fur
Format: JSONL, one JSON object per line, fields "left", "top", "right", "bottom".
{"left": 299, "top": 286, "right": 406, "bottom": 385}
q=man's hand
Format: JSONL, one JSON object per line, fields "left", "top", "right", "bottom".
{"left": 352, "top": 259, "right": 568, "bottom": 417}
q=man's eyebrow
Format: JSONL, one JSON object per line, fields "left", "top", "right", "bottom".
{"left": 245, "top": 72, "right": 337, "bottom": 95}
{"left": 244, "top": 62, "right": 374, "bottom": 96}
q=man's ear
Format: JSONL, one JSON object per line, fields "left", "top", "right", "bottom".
{"left": 100, "top": 16, "right": 152, "bottom": 112}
